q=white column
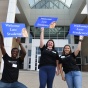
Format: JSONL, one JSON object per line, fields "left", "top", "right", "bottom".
{"left": 1, "top": 0, "right": 17, "bottom": 73}
{"left": 31, "top": 46, "right": 36, "bottom": 70}
{"left": 70, "top": 35, "right": 74, "bottom": 44}
{"left": 23, "top": 26, "right": 30, "bottom": 69}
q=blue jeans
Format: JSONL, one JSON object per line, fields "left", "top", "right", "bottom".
{"left": 0, "top": 81, "right": 27, "bottom": 88}
{"left": 65, "top": 71, "right": 82, "bottom": 88}
{"left": 39, "top": 66, "right": 56, "bottom": 88}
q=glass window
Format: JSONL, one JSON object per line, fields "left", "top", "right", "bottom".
{"left": 61, "top": 0, "right": 65, "bottom": 2}
{"left": 50, "top": 2, "right": 53, "bottom": 8}
{"left": 46, "top": 2, "right": 50, "bottom": 8}
{"left": 65, "top": 0, "right": 72, "bottom": 7}
{"left": 35, "top": 58, "right": 37, "bottom": 70}
{"left": 59, "top": 52, "right": 62, "bottom": 55}
{"left": 55, "top": 47, "right": 58, "bottom": 51}
{"left": 59, "top": 2, "right": 64, "bottom": 9}
{"left": 54, "top": 1, "right": 59, "bottom": 6}
{"left": 29, "top": 33, "right": 33, "bottom": 43}
{"left": 81, "top": 5, "right": 87, "bottom": 14}
{"left": 29, "top": 0, "right": 39, "bottom": 7}
{"left": 28, "top": 50, "right": 31, "bottom": 56}
{"left": 72, "top": 46, "right": 74, "bottom": 49}
{"left": 86, "top": 57, "right": 88, "bottom": 63}
{"left": 36, "top": 47, "right": 41, "bottom": 54}
{"left": 30, "top": 0, "right": 72, "bottom": 9}
{"left": 29, "top": 57, "right": 31, "bottom": 64}
{"left": 38, "top": 48, "right": 41, "bottom": 54}
{"left": 21, "top": 38, "right": 25, "bottom": 43}
{"left": 58, "top": 47, "right": 63, "bottom": 51}
{"left": 30, "top": 26, "right": 69, "bottom": 39}
{"left": 36, "top": 47, "right": 38, "bottom": 54}
{"left": 74, "top": 36, "right": 79, "bottom": 44}
{"left": 61, "top": 0, "right": 72, "bottom": 7}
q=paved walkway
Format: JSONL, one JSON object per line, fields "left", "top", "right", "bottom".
{"left": 0, "top": 71, "right": 88, "bottom": 88}
{"left": 18, "top": 71, "right": 88, "bottom": 88}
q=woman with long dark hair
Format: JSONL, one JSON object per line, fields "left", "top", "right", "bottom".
{"left": 39, "top": 27, "right": 59, "bottom": 88}
{"left": 59, "top": 36, "right": 84, "bottom": 88}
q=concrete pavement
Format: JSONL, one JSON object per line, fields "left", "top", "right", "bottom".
{"left": 17, "top": 71, "right": 88, "bottom": 88}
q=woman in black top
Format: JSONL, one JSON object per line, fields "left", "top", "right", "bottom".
{"left": 59, "top": 36, "right": 84, "bottom": 88}
{"left": 39, "top": 27, "right": 59, "bottom": 88}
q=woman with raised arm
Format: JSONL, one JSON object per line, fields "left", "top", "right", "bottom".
{"left": 59, "top": 36, "right": 84, "bottom": 88}
{"left": 39, "top": 27, "right": 60, "bottom": 88}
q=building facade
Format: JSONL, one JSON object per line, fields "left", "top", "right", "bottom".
{"left": 0, "top": 0, "right": 88, "bottom": 72}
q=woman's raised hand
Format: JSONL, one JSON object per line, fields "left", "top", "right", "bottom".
{"left": 16, "top": 37, "right": 21, "bottom": 44}
{"left": 79, "top": 36, "right": 84, "bottom": 40}
{"left": 41, "top": 27, "right": 44, "bottom": 32}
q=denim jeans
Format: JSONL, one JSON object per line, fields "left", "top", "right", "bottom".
{"left": 39, "top": 66, "right": 56, "bottom": 88}
{"left": 0, "top": 81, "right": 27, "bottom": 88}
{"left": 65, "top": 71, "right": 82, "bottom": 88}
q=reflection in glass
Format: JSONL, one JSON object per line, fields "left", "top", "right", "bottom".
{"left": 30, "top": 26, "right": 69, "bottom": 39}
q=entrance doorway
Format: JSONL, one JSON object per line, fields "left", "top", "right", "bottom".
{"left": 37, "top": 55, "right": 41, "bottom": 71}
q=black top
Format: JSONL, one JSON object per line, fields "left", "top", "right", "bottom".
{"left": 1, "top": 53, "right": 23, "bottom": 83}
{"left": 59, "top": 52, "right": 80, "bottom": 74}
{"left": 39, "top": 45, "right": 59, "bottom": 68}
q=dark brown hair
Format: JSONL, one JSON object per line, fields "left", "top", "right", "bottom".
{"left": 62, "top": 45, "right": 72, "bottom": 55}
{"left": 46, "top": 39, "right": 55, "bottom": 49}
